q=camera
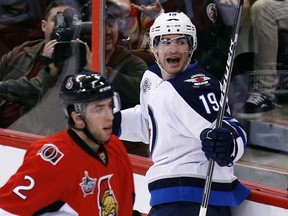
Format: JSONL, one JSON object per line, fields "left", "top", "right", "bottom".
{"left": 51, "top": 8, "right": 92, "bottom": 69}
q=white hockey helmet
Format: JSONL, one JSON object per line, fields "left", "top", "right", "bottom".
{"left": 150, "top": 12, "right": 197, "bottom": 51}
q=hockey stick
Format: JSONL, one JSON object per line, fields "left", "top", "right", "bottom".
{"left": 199, "top": 0, "right": 244, "bottom": 215}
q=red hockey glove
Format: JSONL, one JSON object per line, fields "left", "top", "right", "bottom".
{"left": 200, "top": 128, "right": 235, "bottom": 167}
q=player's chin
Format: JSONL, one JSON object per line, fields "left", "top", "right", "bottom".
{"left": 99, "top": 134, "right": 111, "bottom": 143}
{"left": 102, "top": 128, "right": 112, "bottom": 140}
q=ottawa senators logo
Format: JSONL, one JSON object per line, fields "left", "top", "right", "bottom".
{"left": 37, "top": 143, "right": 64, "bottom": 165}
{"left": 98, "top": 174, "right": 118, "bottom": 216}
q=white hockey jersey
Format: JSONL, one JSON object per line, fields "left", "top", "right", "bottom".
{"left": 115, "top": 61, "right": 250, "bottom": 207}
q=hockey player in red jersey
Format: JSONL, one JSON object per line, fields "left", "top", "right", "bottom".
{"left": 0, "top": 71, "right": 135, "bottom": 215}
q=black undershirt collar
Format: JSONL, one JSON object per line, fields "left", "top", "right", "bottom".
{"left": 67, "top": 129, "right": 108, "bottom": 166}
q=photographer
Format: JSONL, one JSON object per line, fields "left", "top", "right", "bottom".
{"left": 0, "top": 0, "right": 91, "bottom": 129}
{"left": 50, "top": 2, "right": 92, "bottom": 70}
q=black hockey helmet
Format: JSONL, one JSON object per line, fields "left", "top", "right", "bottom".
{"left": 60, "top": 70, "right": 114, "bottom": 118}
{"left": 61, "top": 71, "right": 113, "bottom": 103}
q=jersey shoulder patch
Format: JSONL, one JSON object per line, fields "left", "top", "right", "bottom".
{"left": 184, "top": 73, "right": 211, "bottom": 87}
{"left": 37, "top": 143, "right": 64, "bottom": 165}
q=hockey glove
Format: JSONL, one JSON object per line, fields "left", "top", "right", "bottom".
{"left": 200, "top": 128, "right": 235, "bottom": 167}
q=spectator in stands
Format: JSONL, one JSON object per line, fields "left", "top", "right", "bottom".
{"left": 104, "top": 0, "right": 151, "bottom": 157}
{"left": 0, "top": 0, "right": 91, "bottom": 129}
{"left": 7, "top": 0, "right": 147, "bottom": 142}
{"left": 6, "top": 0, "right": 92, "bottom": 135}
{"left": 0, "top": 0, "right": 46, "bottom": 56}
{"left": 121, "top": 0, "right": 163, "bottom": 51}
{"left": 239, "top": 0, "right": 288, "bottom": 117}
{"left": 111, "top": 0, "right": 162, "bottom": 69}
{"left": 105, "top": 0, "right": 148, "bottom": 110}
{"left": 121, "top": 0, "right": 195, "bottom": 52}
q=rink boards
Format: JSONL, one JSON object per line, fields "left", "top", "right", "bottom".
{"left": 0, "top": 129, "right": 287, "bottom": 215}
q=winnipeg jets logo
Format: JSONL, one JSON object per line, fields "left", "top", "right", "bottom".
{"left": 185, "top": 74, "right": 210, "bottom": 86}
{"left": 141, "top": 78, "right": 151, "bottom": 94}
{"left": 79, "top": 171, "right": 96, "bottom": 197}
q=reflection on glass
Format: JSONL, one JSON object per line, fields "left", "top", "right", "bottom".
{"left": 0, "top": 0, "right": 287, "bottom": 194}
{"left": 0, "top": 0, "right": 91, "bottom": 135}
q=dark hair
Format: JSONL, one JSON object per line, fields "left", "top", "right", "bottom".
{"left": 45, "top": 0, "right": 80, "bottom": 20}
{"left": 66, "top": 104, "right": 76, "bottom": 127}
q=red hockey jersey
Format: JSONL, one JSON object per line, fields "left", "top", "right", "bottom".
{"left": 0, "top": 129, "right": 135, "bottom": 216}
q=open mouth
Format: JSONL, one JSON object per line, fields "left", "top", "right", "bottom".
{"left": 103, "top": 126, "right": 112, "bottom": 132}
{"left": 106, "top": 37, "right": 112, "bottom": 43}
{"left": 166, "top": 57, "right": 180, "bottom": 64}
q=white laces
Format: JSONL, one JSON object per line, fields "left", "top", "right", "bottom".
{"left": 247, "top": 93, "right": 267, "bottom": 105}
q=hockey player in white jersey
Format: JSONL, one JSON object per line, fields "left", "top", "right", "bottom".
{"left": 113, "top": 11, "right": 250, "bottom": 216}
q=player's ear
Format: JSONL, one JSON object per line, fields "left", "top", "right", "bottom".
{"left": 41, "top": 20, "right": 47, "bottom": 32}
{"left": 71, "top": 111, "right": 85, "bottom": 129}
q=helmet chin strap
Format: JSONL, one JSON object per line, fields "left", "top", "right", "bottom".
{"left": 153, "top": 53, "right": 166, "bottom": 76}
{"left": 83, "top": 127, "right": 103, "bottom": 146}
{"left": 73, "top": 121, "right": 103, "bottom": 146}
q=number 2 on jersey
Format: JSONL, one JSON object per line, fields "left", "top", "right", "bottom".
{"left": 13, "top": 175, "right": 35, "bottom": 200}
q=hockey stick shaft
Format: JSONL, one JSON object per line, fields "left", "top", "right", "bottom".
{"left": 199, "top": 1, "right": 244, "bottom": 215}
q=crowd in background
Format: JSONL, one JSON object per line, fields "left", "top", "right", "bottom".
{"left": 0, "top": 0, "right": 287, "bottom": 174}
